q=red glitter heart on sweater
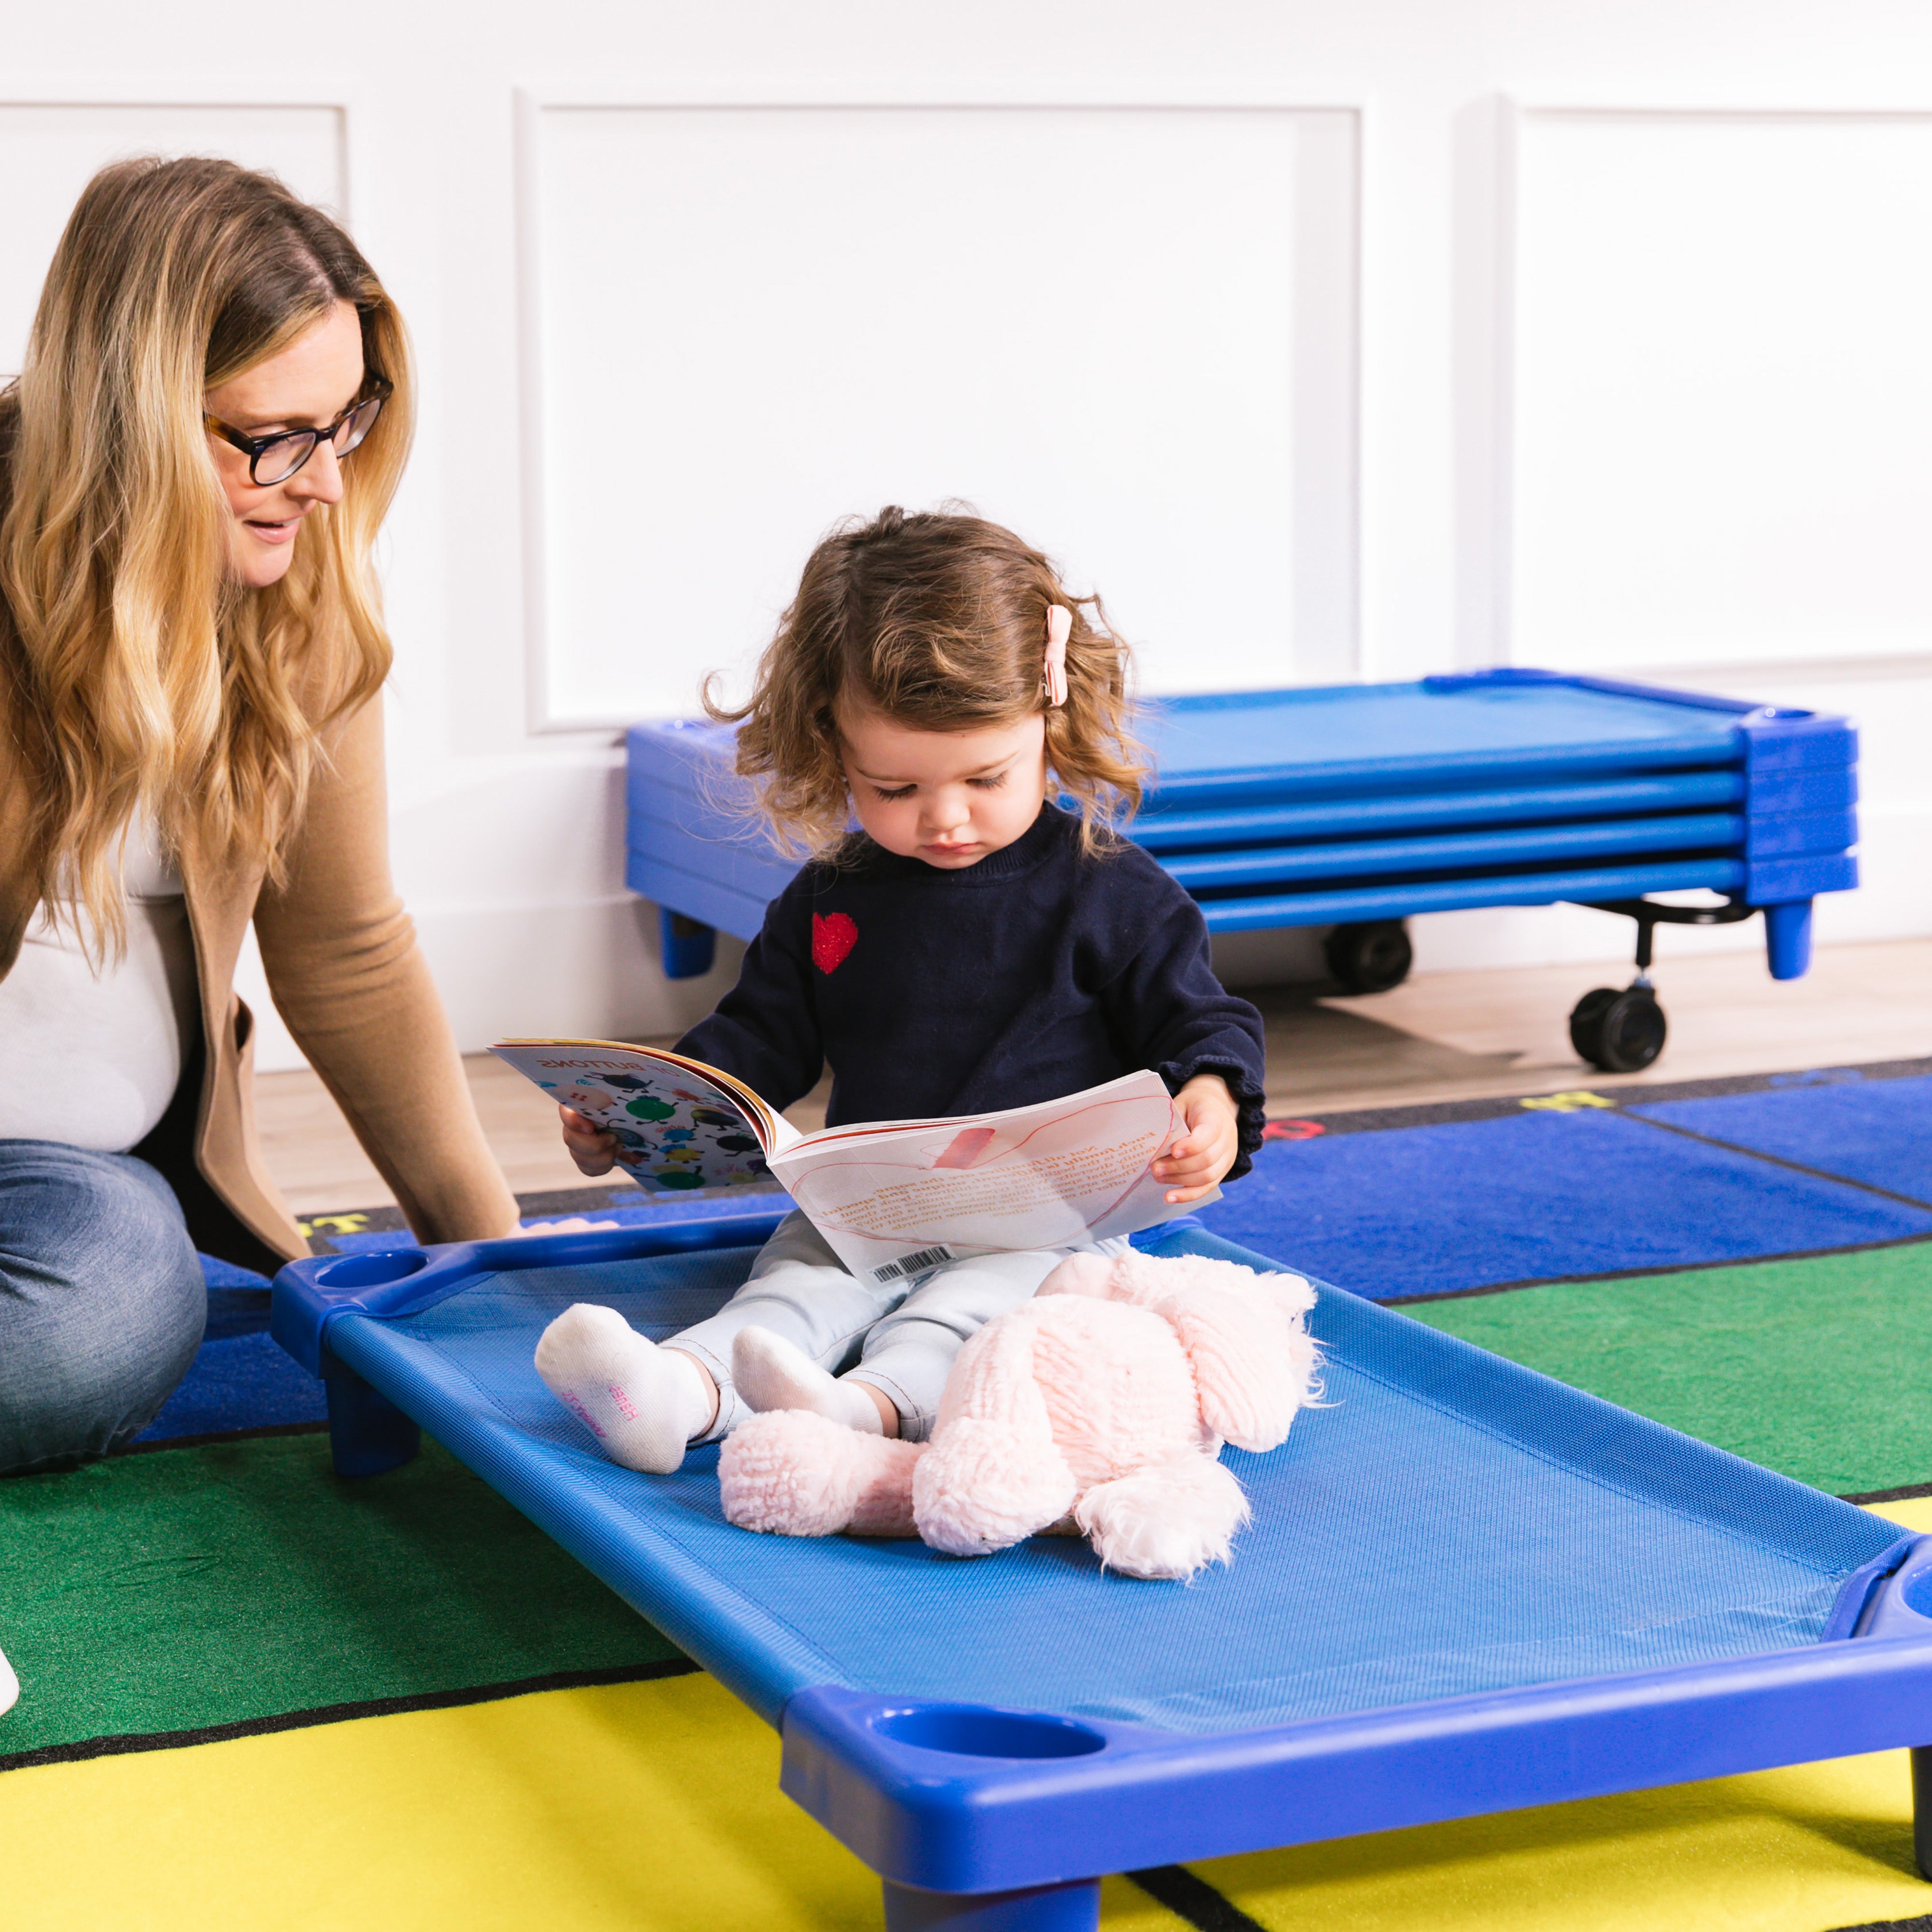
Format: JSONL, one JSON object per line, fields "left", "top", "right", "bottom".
{"left": 811, "top": 911, "right": 858, "bottom": 974}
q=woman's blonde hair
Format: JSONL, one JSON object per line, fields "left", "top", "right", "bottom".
{"left": 709, "top": 506, "right": 1146, "bottom": 857}
{"left": 0, "top": 155, "right": 412, "bottom": 956}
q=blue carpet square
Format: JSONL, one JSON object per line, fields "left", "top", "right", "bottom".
{"left": 1195, "top": 1107, "right": 1932, "bottom": 1300}
{"left": 1633, "top": 1074, "right": 1932, "bottom": 1206}
{"left": 131, "top": 1329, "right": 328, "bottom": 1443}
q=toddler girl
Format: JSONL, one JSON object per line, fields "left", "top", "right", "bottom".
{"left": 535, "top": 507, "right": 1266, "bottom": 1472}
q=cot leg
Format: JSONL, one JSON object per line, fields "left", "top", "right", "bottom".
{"left": 1762, "top": 899, "right": 1813, "bottom": 981}
{"left": 1915, "top": 1747, "right": 1932, "bottom": 1880}
{"left": 324, "top": 1366, "right": 421, "bottom": 1477}
{"left": 881, "top": 1876, "right": 1101, "bottom": 1931}
{"left": 659, "top": 908, "right": 717, "bottom": 980}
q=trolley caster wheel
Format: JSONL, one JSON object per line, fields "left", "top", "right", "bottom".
{"left": 1569, "top": 985, "right": 1667, "bottom": 1073}
{"left": 1325, "top": 920, "right": 1413, "bottom": 994}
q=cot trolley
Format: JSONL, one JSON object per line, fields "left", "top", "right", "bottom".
{"left": 626, "top": 668, "right": 1858, "bottom": 1074}
{"left": 273, "top": 1219, "right": 1932, "bottom": 1929}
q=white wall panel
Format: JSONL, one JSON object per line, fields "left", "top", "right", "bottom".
{"left": 7, "top": 0, "right": 1932, "bottom": 1084}
{"left": 1511, "top": 112, "right": 1932, "bottom": 671}
{"left": 0, "top": 104, "right": 345, "bottom": 374}
{"left": 528, "top": 103, "right": 1357, "bottom": 726}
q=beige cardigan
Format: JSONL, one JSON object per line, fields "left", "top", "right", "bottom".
{"left": 0, "top": 690, "right": 519, "bottom": 1265}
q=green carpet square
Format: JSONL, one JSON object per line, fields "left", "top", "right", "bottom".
{"left": 1403, "top": 1241, "right": 1932, "bottom": 1497}
{"left": 0, "top": 1432, "right": 684, "bottom": 1762}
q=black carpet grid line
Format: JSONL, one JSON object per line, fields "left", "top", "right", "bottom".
{"left": 1621, "top": 1111, "right": 1932, "bottom": 1214}
{"left": 1128, "top": 1865, "right": 1272, "bottom": 1931}
{"left": 1380, "top": 1232, "right": 1932, "bottom": 1307}
{"left": 0, "top": 1659, "right": 701, "bottom": 1776}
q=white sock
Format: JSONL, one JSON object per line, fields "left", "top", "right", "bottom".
{"left": 732, "top": 1326, "right": 885, "bottom": 1435}
{"left": 534, "top": 1304, "right": 716, "bottom": 1474}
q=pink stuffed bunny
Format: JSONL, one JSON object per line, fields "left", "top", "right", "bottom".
{"left": 718, "top": 1248, "right": 1320, "bottom": 1580}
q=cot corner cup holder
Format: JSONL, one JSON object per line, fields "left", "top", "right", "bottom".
{"left": 1860, "top": 1540, "right": 1932, "bottom": 1643}
{"left": 780, "top": 1552, "right": 1932, "bottom": 1926}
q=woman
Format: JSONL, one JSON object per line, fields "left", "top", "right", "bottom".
{"left": 0, "top": 156, "right": 520, "bottom": 1475}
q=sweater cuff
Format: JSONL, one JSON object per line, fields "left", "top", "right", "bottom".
{"left": 1158, "top": 1055, "right": 1268, "bottom": 1182}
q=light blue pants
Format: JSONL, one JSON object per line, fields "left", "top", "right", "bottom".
{"left": 0, "top": 1140, "right": 207, "bottom": 1475}
{"left": 672, "top": 1210, "right": 1124, "bottom": 1443}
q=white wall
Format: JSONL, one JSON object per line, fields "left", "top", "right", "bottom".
{"left": 4, "top": 3, "right": 1929, "bottom": 1069}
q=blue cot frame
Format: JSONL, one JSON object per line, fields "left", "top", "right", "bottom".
{"left": 273, "top": 1217, "right": 1932, "bottom": 1932}
{"left": 625, "top": 668, "right": 1858, "bottom": 986}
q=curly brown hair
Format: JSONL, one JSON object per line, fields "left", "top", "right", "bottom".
{"left": 705, "top": 506, "right": 1147, "bottom": 857}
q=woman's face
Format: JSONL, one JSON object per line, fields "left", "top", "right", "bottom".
{"left": 203, "top": 299, "right": 365, "bottom": 590}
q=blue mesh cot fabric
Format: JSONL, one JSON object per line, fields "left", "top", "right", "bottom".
{"left": 321, "top": 1230, "right": 1901, "bottom": 1733}
{"left": 1142, "top": 682, "right": 1744, "bottom": 790}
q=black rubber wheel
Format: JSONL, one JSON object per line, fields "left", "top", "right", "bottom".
{"left": 1324, "top": 920, "right": 1413, "bottom": 994}
{"left": 1568, "top": 985, "right": 1668, "bottom": 1073}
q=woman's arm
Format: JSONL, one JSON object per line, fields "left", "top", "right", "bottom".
{"left": 251, "top": 696, "right": 521, "bottom": 1241}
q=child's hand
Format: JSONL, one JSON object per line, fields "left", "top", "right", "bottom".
{"left": 560, "top": 1106, "right": 621, "bottom": 1177}
{"left": 1154, "top": 1074, "right": 1240, "bottom": 1204}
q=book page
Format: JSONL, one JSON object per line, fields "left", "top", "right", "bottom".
{"left": 489, "top": 1039, "right": 799, "bottom": 1195}
{"left": 767, "top": 1071, "right": 1208, "bottom": 1284}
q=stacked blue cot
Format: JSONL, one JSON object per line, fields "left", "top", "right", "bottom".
{"left": 625, "top": 668, "right": 1859, "bottom": 1069}
{"left": 273, "top": 1216, "right": 1932, "bottom": 1932}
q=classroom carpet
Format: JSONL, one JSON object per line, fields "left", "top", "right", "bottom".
{"left": 4, "top": 1054, "right": 1932, "bottom": 1931}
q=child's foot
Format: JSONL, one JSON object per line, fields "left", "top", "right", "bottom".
{"left": 732, "top": 1327, "right": 886, "bottom": 1435}
{"left": 534, "top": 1304, "right": 715, "bottom": 1473}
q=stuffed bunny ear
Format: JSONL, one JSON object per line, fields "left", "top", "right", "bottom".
{"left": 915, "top": 1306, "right": 1078, "bottom": 1557}
{"left": 1163, "top": 1285, "right": 1321, "bottom": 1454}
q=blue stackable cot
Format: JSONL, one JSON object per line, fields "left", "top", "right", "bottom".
{"left": 625, "top": 668, "right": 1859, "bottom": 1071}
{"left": 273, "top": 1218, "right": 1932, "bottom": 1931}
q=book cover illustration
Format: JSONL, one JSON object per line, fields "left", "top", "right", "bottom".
{"left": 489, "top": 1041, "right": 792, "bottom": 1193}
{"left": 490, "top": 1044, "right": 1206, "bottom": 1282}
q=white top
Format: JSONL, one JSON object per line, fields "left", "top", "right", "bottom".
{"left": 0, "top": 820, "right": 199, "bottom": 1152}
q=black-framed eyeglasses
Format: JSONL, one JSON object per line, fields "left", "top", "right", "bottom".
{"left": 204, "top": 376, "right": 392, "bottom": 486}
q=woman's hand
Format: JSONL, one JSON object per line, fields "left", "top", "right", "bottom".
{"left": 1152, "top": 1074, "right": 1241, "bottom": 1204}
{"left": 560, "top": 1105, "right": 620, "bottom": 1177}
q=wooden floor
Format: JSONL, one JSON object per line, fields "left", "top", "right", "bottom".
{"left": 256, "top": 937, "right": 1932, "bottom": 1215}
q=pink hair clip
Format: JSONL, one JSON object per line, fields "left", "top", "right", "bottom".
{"left": 1043, "top": 604, "right": 1071, "bottom": 707}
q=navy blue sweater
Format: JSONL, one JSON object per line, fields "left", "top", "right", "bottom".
{"left": 677, "top": 805, "right": 1268, "bottom": 1179}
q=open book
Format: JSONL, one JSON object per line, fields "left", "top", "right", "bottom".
{"left": 489, "top": 1039, "right": 1213, "bottom": 1285}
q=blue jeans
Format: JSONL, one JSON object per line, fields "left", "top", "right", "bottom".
{"left": 0, "top": 1141, "right": 207, "bottom": 1475}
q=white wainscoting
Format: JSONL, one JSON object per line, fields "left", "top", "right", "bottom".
{"left": 1508, "top": 110, "right": 1932, "bottom": 672}
{"left": 1452, "top": 104, "right": 1932, "bottom": 987}
{"left": 523, "top": 99, "right": 1359, "bottom": 728}
{"left": 9, "top": 4, "right": 1932, "bottom": 1078}
{"left": 0, "top": 102, "right": 346, "bottom": 371}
